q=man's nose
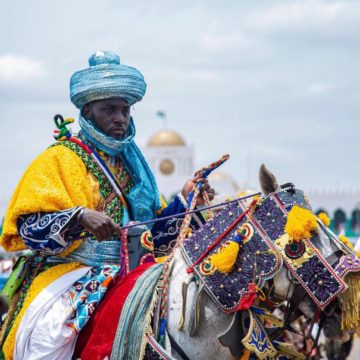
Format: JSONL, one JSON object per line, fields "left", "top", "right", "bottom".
{"left": 113, "top": 112, "right": 127, "bottom": 124}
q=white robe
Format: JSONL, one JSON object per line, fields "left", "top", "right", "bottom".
{"left": 14, "top": 267, "right": 91, "bottom": 360}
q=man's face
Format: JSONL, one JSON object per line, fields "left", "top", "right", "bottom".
{"left": 83, "top": 98, "right": 131, "bottom": 139}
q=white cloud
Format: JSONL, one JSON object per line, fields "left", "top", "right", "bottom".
{"left": 249, "top": 0, "right": 347, "bottom": 32}
{"left": 191, "top": 70, "right": 222, "bottom": 82}
{"left": 306, "top": 83, "right": 335, "bottom": 95}
{"left": 0, "top": 54, "right": 45, "bottom": 82}
{"left": 200, "top": 33, "right": 248, "bottom": 51}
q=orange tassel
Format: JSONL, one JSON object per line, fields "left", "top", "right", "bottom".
{"left": 240, "top": 349, "right": 251, "bottom": 360}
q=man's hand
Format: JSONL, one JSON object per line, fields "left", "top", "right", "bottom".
{"left": 181, "top": 173, "right": 215, "bottom": 206}
{"left": 79, "top": 209, "right": 122, "bottom": 241}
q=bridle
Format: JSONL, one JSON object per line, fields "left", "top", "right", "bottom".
{"left": 264, "top": 258, "right": 343, "bottom": 360}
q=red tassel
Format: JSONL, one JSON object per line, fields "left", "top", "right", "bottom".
{"left": 236, "top": 282, "right": 258, "bottom": 311}
{"left": 186, "top": 267, "right": 194, "bottom": 274}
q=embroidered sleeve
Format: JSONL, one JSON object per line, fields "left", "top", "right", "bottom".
{"left": 152, "top": 194, "right": 205, "bottom": 258}
{"left": 16, "top": 207, "right": 84, "bottom": 256}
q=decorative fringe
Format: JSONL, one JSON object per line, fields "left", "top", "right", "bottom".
{"left": 318, "top": 212, "right": 330, "bottom": 227}
{"left": 139, "top": 270, "right": 164, "bottom": 360}
{"left": 209, "top": 234, "right": 243, "bottom": 273}
{"left": 285, "top": 206, "right": 318, "bottom": 242}
{"left": 340, "top": 272, "right": 360, "bottom": 334}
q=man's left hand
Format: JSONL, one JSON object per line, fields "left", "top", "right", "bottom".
{"left": 181, "top": 174, "right": 215, "bottom": 206}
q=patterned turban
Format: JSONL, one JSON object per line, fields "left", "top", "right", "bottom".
{"left": 70, "top": 50, "right": 147, "bottom": 109}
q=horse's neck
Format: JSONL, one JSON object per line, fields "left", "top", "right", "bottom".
{"left": 166, "top": 248, "right": 236, "bottom": 359}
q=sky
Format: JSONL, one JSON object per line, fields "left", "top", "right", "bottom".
{"left": 1, "top": 0, "right": 360, "bottom": 215}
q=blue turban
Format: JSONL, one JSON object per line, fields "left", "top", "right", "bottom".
{"left": 70, "top": 50, "right": 146, "bottom": 109}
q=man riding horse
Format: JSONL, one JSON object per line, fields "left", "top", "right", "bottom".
{"left": 0, "top": 50, "right": 214, "bottom": 359}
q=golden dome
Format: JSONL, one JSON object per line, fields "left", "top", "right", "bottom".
{"left": 147, "top": 129, "right": 186, "bottom": 147}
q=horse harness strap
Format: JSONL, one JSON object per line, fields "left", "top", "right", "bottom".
{"left": 285, "top": 285, "right": 307, "bottom": 327}
{"left": 264, "top": 279, "right": 283, "bottom": 307}
{"left": 188, "top": 282, "right": 205, "bottom": 337}
{"left": 269, "top": 284, "right": 307, "bottom": 342}
{"left": 177, "top": 275, "right": 196, "bottom": 331}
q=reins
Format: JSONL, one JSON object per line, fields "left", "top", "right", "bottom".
{"left": 157, "top": 154, "right": 230, "bottom": 346}
{"left": 119, "top": 191, "right": 261, "bottom": 231}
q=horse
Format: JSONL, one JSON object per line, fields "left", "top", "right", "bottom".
{"left": 165, "top": 165, "right": 359, "bottom": 359}
{"left": 76, "top": 165, "right": 360, "bottom": 359}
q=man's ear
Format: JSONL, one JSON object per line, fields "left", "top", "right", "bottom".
{"left": 82, "top": 104, "right": 91, "bottom": 119}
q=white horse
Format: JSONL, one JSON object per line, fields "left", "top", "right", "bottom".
{"left": 166, "top": 165, "right": 352, "bottom": 359}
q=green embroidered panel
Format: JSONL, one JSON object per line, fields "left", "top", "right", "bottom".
{"left": 50, "top": 140, "right": 131, "bottom": 224}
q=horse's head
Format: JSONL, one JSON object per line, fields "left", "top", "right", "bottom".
{"left": 259, "top": 164, "right": 360, "bottom": 341}
{"left": 179, "top": 164, "right": 360, "bottom": 359}
{"left": 183, "top": 164, "right": 360, "bottom": 334}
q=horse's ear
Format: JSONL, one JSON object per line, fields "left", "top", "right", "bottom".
{"left": 259, "top": 164, "right": 280, "bottom": 195}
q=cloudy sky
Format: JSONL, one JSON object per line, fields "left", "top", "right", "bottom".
{"left": 1, "top": 0, "right": 360, "bottom": 214}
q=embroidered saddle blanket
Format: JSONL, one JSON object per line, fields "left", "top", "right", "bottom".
{"left": 74, "top": 262, "right": 159, "bottom": 359}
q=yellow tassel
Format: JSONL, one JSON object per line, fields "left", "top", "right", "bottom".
{"left": 340, "top": 272, "right": 360, "bottom": 334}
{"left": 285, "top": 206, "right": 318, "bottom": 242}
{"left": 209, "top": 241, "right": 239, "bottom": 273}
{"left": 240, "top": 349, "right": 251, "bottom": 360}
{"left": 339, "top": 234, "right": 354, "bottom": 250}
{"left": 318, "top": 212, "right": 330, "bottom": 227}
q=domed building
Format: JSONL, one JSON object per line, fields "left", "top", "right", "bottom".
{"left": 143, "top": 128, "right": 241, "bottom": 202}
{"left": 142, "top": 129, "right": 194, "bottom": 200}
{"left": 147, "top": 130, "right": 187, "bottom": 147}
